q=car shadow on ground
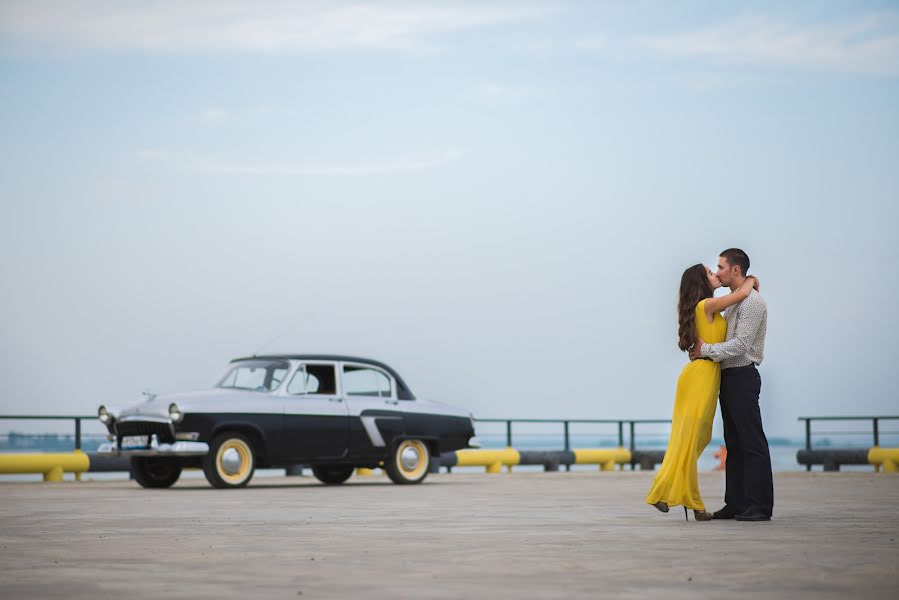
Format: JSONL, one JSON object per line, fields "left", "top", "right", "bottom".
{"left": 165, "top": 479, "right": 481, "bottom": 491}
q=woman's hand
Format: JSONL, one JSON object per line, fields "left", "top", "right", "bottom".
{"left": 746, "top": 275, "right": 760, "bottom": 292}
{"left": 740, "top": 276, "right": 756, "bottom": 292}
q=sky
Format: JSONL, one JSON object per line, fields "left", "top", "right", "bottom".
{"left": 1, "top": 1, "right": 897, "bottom": 440}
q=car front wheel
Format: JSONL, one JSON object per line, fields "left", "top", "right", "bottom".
{"left": 204, "top": 432, "right": 256, "bottom": 489}
{"left": 311, "top": 465, "right": 355, "bottom": 485}
{"left": 131, "top": 457, "right": 182, "bottom": 488}
{"left": 385, "top": 439, "right": 430, "bottom": 485}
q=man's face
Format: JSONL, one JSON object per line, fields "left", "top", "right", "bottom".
{"left": 716, "top": 256, "right": 739, "bottom": 287}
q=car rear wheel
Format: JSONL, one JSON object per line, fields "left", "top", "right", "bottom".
{"left": 204, "top": 432, "right": 256, "bottom": 489}
{"left": 131, "top": 457, "right": 182, "bottom": 488}
{"left": 385, "top": 439, "right": 430, "bottom": 485}
{"left": 311, "top": 465, "right": 355, "bottom": 485}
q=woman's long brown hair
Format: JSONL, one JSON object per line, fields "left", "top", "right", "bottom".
{"left": 677, "top": 263, "right": 715, "bottom": 351}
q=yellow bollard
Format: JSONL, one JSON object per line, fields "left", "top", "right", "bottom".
{"left": 0, "top": 452, "right": 89, "bottom": 481}
{"left": 868, "top": 447, "right": 897, "bottom": 472}
{"left": 573, "top": 448, "right": 632, "bottom": 470}
{"left": 868, "top": 447, "right": 899, "bottom": 473}
{"left": 455, "top": 449, "right": 520, "bottom": 473}
{"left": 356, "top": 468, "right": 374, "bottom": 476}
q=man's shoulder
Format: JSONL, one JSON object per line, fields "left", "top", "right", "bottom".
{"left": 744, "top": 289, "right": 767, "bottom": 311}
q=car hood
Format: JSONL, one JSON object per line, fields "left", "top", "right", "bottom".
{"left": 115, "top": 388, "right": 268, "bottom": 420}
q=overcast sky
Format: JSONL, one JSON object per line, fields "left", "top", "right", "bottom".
{"left": 1, "top": 1, "right": 897, "bottom": 440}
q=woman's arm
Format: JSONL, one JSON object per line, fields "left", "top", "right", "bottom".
{"left": 704, "top": 276, "right": 757, "bottom": 320}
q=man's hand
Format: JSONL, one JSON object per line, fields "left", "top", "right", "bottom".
{"left": 689, "top": 338, "right": 705, "bottom": 361}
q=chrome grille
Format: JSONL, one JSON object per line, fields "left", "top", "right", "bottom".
{"left": 115, "top": 419, "right": 175, "bottom": 443}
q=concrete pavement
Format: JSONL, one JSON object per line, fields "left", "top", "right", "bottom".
{"left": 1, "top": 471, "right": 897, "bottom": 599}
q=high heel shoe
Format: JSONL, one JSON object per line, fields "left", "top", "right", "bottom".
{"left": 682, "top": 507, "right": 713, "bottom": 522}
{"left": 652, "top": 501, "right": 669, "bottom": 513}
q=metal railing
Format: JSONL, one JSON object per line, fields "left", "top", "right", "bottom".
{"left": 0, "top": 415, "right": 96, "bottom": 451}
{"left": 5, "top": 414, "right": 899, "bottom": 474}
{"left": 797, "top": 416, "right": 899, "bottom": 472}
{"left": 475, "top": 418, "right": 672, "bottom": 469}
{"left": 0, "top": 415, "right": 671, "bottom": 457}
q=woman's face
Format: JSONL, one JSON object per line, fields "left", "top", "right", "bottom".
{"left": 706, "top": 265, "right": 721, "bottom": 290}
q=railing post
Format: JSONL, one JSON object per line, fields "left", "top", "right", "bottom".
{"left": 506, "top": 420, "right": 512, "bottom": 447}
{"left": 805, "top": 418, "right": 811, "bottom": 472}
{"left": 873, "top": 418, "right": 880, "bottom": 447}
{"left": 629, "top": 421, "right": 636, "bottom": 470}
{"left": 563, "top": 421, "right": 571, "bottom": 472}
{"left": 617, "top": 421, "right": 623, "bottom": 447}
{"left": 75, "top": 418, "right": 81, "bottom": 451}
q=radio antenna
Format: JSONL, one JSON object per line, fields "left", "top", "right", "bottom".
{"left": 251, "top": 318, "right": 304, "bottom": 357}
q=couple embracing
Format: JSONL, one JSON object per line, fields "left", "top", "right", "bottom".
{"left": 646, "top": 248, "right": 773, "bottom": 522}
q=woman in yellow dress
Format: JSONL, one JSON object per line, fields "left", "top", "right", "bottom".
{"left": 645, "top": 263, "right": 758, "bottom": 521}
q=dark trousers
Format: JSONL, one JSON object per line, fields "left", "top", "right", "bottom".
{"left": 720, "top": 364, "right": 774, "bottom": 517}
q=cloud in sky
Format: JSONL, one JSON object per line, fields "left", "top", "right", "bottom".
{"left": 635, "top": 13, "right": 899, "bottom": 76}
{"left": 135, "top": 148, "right": 465, "bottom": 176}
{"left": 0, "top": 0, "right": 546, "bottom": 54}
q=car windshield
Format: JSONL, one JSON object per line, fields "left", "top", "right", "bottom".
{"left": 216, "top": 360, "right": 290, "bottom": 392}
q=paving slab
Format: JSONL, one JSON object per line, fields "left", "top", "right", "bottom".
{"left": 1, "top": 471, "right": 897, "bottom": 599}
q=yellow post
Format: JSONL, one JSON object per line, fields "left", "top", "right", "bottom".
{"left": 455, "top": 449, "right": 520, "bottom": 473}
{"left": 574, "top": 448, "right": 632, "bottom": 470}
{"left": 356, "top": 468, "right": 374, "bottom": 476}
{"left": 74, "top": 450, "right": 84, "bottom": 482}
{"left": 0, "top": 452, "right": 89, "bottom": 481}
{"left": 43, "top": 465, "right": 64, "bottom": 482}
{"left": 868, "top": 447, "right": 899, "bottom": 473}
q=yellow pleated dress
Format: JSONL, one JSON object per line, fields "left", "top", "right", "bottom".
{"left": 646, "top": 299, "right": 727, "bottom": 511}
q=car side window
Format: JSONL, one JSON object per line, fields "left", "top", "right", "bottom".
{"left": 287, "top": 364, "right": 337, "bottom": 395}
{"left": 343, "top": 366, "right": 392, "bottom": 397}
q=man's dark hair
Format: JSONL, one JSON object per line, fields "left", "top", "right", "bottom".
{"left": 720, "top": 248, "right": 750, "bottom": 277}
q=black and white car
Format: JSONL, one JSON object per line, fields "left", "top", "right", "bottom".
{"left": 97, "top": 355, "right": 479, "bottom": 489}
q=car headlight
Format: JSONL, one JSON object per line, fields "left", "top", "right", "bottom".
{"left": 98, "top": 405, "right": 111, "bottom": 425}
{"left": 169, "top": 403, "right": 183, "bottom": 423}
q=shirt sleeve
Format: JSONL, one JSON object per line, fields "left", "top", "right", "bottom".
{"left": 701, "top": 296, "right": 766, "bottom": 363}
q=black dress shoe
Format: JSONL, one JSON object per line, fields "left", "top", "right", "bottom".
{"left": 712, "top": 506, "right": 737, "bottom": 520}
{"left": 735, "top": 512, "right": 771, "bottom": 522}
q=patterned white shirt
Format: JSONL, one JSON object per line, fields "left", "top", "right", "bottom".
{"left": 701, "top": 288, "right": 767, "bottom": 369}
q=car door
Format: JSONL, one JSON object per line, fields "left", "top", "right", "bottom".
{"left": 341, "top": 361, "right": 405, "bottom": 456}
{"left": 281, "top": 362, "right": 350, "bottom": 460}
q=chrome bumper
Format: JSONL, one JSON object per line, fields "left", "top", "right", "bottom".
{"left": 97, "top": 436, "right": 209, "bottom": 457}
{"left": 468, "top": 436, "right": 482, "bottom": 449}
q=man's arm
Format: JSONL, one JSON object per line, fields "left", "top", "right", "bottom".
{"left": 701, "top": 295, "right": 766, "bottom": 363}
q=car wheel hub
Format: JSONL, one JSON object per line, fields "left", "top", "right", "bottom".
{"left": 221, "top": 447, "right": 243, "bottom": 475}
{"left": 400, "top": 446, "right": 420, "bottom": 471}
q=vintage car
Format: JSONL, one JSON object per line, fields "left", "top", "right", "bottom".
{"left": 96, "top": 355, "right": 479, "bottom": 489}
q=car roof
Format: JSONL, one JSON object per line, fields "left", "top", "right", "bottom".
{"left": 230, "top": 354, "right": 415, "bottom": 400}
